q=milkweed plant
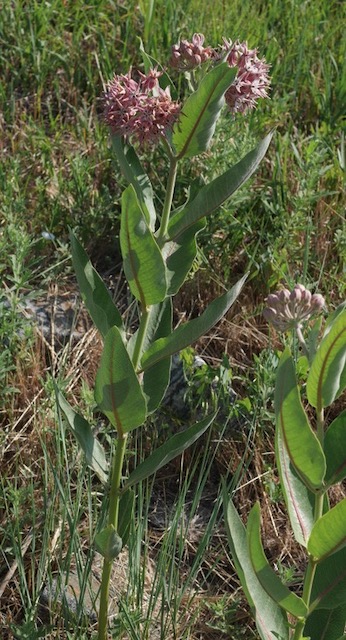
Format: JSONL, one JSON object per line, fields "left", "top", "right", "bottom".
{"left": 58, "top": 34, "right": 274, "bottom": 639}
{"left": 223, "top": 285, "right": 346, "bottom": 640}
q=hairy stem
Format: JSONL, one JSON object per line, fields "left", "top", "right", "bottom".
{"left": 157, "top": 155, "right": 178, "bottom": 244}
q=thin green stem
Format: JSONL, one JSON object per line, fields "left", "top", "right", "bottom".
{"left": 98, "top": 432, "right": 128, "bottom": 640}
{"left": 131, "top": 305, "right": 151, "bottom": 371}
{"left": 157, "top": 155, "right": 178, "bottom": 244}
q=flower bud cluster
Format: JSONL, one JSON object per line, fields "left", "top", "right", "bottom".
{"left": 263, "top": 284, "right": 325, "bottom": 332}
{"left": 169, "top": 33, "right": 215, "bottom": 70}
{"left": 103, "top": 69, "right": 181, "bottom": 145}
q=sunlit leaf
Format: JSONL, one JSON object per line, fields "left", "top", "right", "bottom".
{"left": 274, "top": 348, "right": 326, "bottom": 490}
{"left": 95, "top": 325, "right": 147, "bottom": 434}
{"left": 247, "top": 503, "right": 308, "bottom": 617}
{"left": 172, "top": 62, "right": 237, "bottom": 159}
{"left": 307, "top": 309, "right": 346, "bottom": 409}
{"left": 308, "top": 498, "right": 346, "bottom": 561}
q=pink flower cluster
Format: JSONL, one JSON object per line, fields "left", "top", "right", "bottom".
{"left": 263, "top": 284, "right": 325, "bottom": 332}
{"left": 222, "top": 40, "right": 271, "bottom": 114}
{"left": 103, "top": 69, "right": 181, "bottom": 145}
{"left": 169, "top": 33, "right": 215, "bottom": 70}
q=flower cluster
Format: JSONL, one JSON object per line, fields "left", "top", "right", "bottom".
{"left": 169, "top": 33, "right": 215, "bottom": 70}
{"left": 263, "top": 284, "right": 325, "bottom": 332}
{"left": 103, "top": 69, "right": 181, "bottom": 145}
{"left": 222, "top": 39, "right": 271, "bottom": 113}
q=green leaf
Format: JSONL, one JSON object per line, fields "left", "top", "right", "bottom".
{"left": 247, "top": 503, "right": 308, "bottom": 618}
{"left": 274, "top": 348, "right": 326, "bottom": 491}
{"left": 95, "top": 325, "right": 147, "bottom": 434}
{"left": 168, "top": 132, "right": 273, "bottom": 239}
{"left": 324, "top": 411, "right": 346, "bottom": 485}
{"left": 124, "top": 411, "right": 216, "bottom": 489}
{"left": 223, "top": 487, "right": 289, "bottom": 640}
{"left": 94, "top": 525, "right": 122, "bottom": 561}
{"left": 172, "top": 62, "right": 237, "bottom": 159}
{"left": 275, "top": 425, "right": 315, "bottom": 547}
{"left": 70, "top": 230, "right": 123, "bottom": 338}
{"left": 310, "top": 546, "right": 346, "bottom": 610}
{"left": 163, "top": 219, "right": 205, "bottom": 295}
{"left": 141, "top": 299, "right": 172, "bottom": 413}
{"left": 118, "top": 489, "right": 135, "bottom": 547}
{"left": 307, "top": 309, "right": 346, "bottom": 409}
{"left": 304, "top": 605, "right": 346, "bottom": 640}
{"left": 308, "top": 498, "right": 346, "bottom": 561}
{"left": 57, "top": 390, "right": 108, "bottom": 484}
{"left": 120, "top": 185, "right": 167, "bottom": 306}
{"left": 111, "top": 135, "right": 156, "bottom": 230}
{"left": 140, "top": 274, "right": 247, "bottom": 371}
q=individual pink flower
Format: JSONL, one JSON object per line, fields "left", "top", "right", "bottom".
{"left": 169, "top": 33, "right": 214, "bottom": 70}
{"left": 221, "top": 39, "right": 271, "bottom": 114}
{"left": 102, "top": 69, "right": 181, "bottom": 145}
{"left": 263, "top": 284, "right": 325, "bottom": 332}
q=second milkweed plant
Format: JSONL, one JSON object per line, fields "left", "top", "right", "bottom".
{"left": 58, "top": 34, "right": 272, "bottom": 639}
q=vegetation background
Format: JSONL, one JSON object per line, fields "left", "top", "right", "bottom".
{"left": 0, "top": 0, "right": 345, "bottom": 638}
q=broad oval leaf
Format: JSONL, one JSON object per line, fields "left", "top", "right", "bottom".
{"left": 275, "top": 425, "right": 315, "bottom": 547}
{"left": 308, "top": 498, "right": 346, "bottom": 561}
{"left": 307, "top": 309, "right": 346, "bottom": 409}
{"left": 247, "top": 503, "right": 308, "bottom": 618}
{"left": 304, "top": 605, "right": 346, "bottom": 640}
{"left": 120, "top": 185, "right": 167, "bottom": 306}
{"left": 223, "top": 487, "right": 289, "bottom": 640}
{"left": 124, "top": 411, "right": 216, "bottom": 489}
{"left": 111, "top": 135, "right": 156, "bottom": 230}
{"left": 163, "top": 219, "right": 205, "bottom": 295}
{"left": 168, "top": 132, "right": 273, "bottom": 240}
{"left": 57, "top": 390, "right": 108, "bottom": 484}
{"left": 172, "top": 62, "right": 237, "bottom": 159}
{"left": 140, "top": 274, "right": 247, "bottom": 371}
{"left": 95, "top": 325, "right": 147, "bottom": 434}
{"left": 309, "top": 545, "right": 346, "bottom": 610}
{"left": 94, "top": 525, "right": 122, "bottom": 561}
{"left": 70, "top": 230, "right": 123, "bottom": 338}
{"left": 324, "top": 411, "right": 346, "bottom": 486}
{"left": 274, "top": 348, "right": 326, "bottom": 490}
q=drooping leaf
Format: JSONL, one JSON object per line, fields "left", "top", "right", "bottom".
{"left": 70, "top": 230, "right": 123, "bottom": 338}
{"left": 172, "top": 62, "right": 237, "bottom": 159}
{"left": 274, "top": 348, "right": 326, "bottom": 491}
{"left": 306, "top": 309, "right": 346, "bottom": 409}
{"left": 307, "top": 498, "right": 346, "bottom": 561}
{"left": 324, "top": 411, "right": 346, "bottom": 486}
{"left": 95, "top": 325, "right": 147, "bottom": 434}
{"left": 304, "top": 605, "right": 346, "bottom": 640}
{"left": 118, "top": 489, "right": 135, "bottom": 547}
{"left": 57, "top": 390, "right": 108, "bottom": 484}
{"left": 141, "top": 299, "right": 172, "bottom": 413}
{"left": 163, "top": 219, "right": 205, "bottom": 295}
{"left": 94, "top": 525, "right": 122, "bottom": 561}
{"left": 223, "top": 487, "right": 289, "bottom": 640}
{"left": 247, "top": 503, "right": 308, "bottom": 618}
{"left": 140, "top": 274, "right": 247, "bottom": 371}
{"left": 124, "top": 411, "right": 216, "bottom": 489}
{"left": 120, "top": 185, "right": 167, "bottom": 306}
{"left": 309, "top": 545, "right": 346, "bottom": 610}
{"left": 168, "top": 132, "right": 273, "bottom": 239}
{"left": 111, "top": 135, "right": 156, "bottom": 230}
{"left": 275, "top": 425, "right": 315, "bottom": 547}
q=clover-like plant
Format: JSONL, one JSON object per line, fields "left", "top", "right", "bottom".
{"left": 224, "top": 285, "right": 346, "bottom": 640}
{"left": 57, "top": 35, "right": 272, "bottom": 639}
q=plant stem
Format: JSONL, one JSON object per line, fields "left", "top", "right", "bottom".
{"left": 132, "top": 305, "right": 151, "bottom": 370}
{"left": 157, "top": 155, "right": 177, "bottom": 244}
{"left": 98, "top": 432, "right": 128, "bottom": 640}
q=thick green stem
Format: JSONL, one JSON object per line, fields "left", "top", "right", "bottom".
{"left": 157, "top": 156, "right": 178, "bottom": 244}
{"left": 98, "top": 432, "right": 128, "bottom": 640}
{"left": 131, "top": 305, "right": 151, "bottom": 370}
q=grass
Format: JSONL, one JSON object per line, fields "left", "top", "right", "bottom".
{"left": 1, "top": 0, "right": 345, "bottom": 638}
